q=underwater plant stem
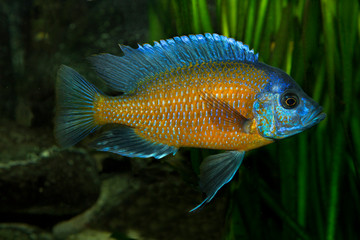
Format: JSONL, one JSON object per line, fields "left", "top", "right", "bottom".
{"left": 325, "top": 131, "right": 343, "bottom": 240}
{"left": 258, "top": 179, "right": 311, "bottom": 240}
{"left": 351, "top": 116, "right": 360, "bottom": 180}
{"left": 285, "top": 40, "right": 294, "bottom": 74}
{"left": 297, "top": 134, "right": 307, "bottom": 227}
{"left": 228, "top": 0, "right": 238, "bottom": 37}
{"left": 253, "top": 0, "right": 268, "bottom": 50}
{"left": 244, "top": 0, "right": 255, "bottom": 45}
{"left": 320, "top": 0, "right": 336, "bottom": 114}
{"left": 198, "top": 0, "right": 213, "bottom": 32}
{"left": 310, "top": 141, "right": 325, "bottom": 240}
{"left": 191, "top": 0, "right": 201, "bottom": 33}
{"left": 338, "top": 0, "right": 358, "bottom": 122}
{"left": 149, "top": 1, "right": 164, "bottom": 42}
{"left": 220, "top": 0, "right": 229, "bottom": 36}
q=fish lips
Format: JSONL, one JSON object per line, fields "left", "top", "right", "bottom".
{"left": 301, "top": 107, "right": 326, "bottom": 129}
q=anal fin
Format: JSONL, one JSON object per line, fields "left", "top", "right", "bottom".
{"left": 190, "top": 151, "right": 245, "bottom": 212}
{"left": 90, "top": 127, "right": 178, "bottom": 159}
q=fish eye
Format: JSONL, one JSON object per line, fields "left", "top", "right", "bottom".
{"left": 280, "top": 92, "right": 299, "bottom": 109}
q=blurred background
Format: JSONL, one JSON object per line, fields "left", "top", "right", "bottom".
{"left": 0, "top": 0, "right": 359, "bottom": 239}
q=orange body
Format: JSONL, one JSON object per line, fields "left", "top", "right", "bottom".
{"left": 93, "top": 62, "right": 274, "bottom": 151}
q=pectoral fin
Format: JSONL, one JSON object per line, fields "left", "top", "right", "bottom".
{"left": 201, "top": 91, "right": 251, "bottom": 132}
{"left": 190, "top": 150, "right": 245, "bottom": 212}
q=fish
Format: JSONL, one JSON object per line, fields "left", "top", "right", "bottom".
{"left": 55, "top": 33, "right": 326, "bottom": 211}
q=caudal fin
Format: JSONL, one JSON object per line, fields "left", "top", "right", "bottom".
{"left": 55, "top": 65, "right": 101, "bottom": 147}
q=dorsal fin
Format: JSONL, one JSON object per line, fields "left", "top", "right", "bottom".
{"left": 90, "top": 33, "right": 259, "bottom": 94}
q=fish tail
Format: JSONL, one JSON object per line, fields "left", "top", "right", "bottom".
{"left": 55, "top": 65, "right": 102, "bottom": 147}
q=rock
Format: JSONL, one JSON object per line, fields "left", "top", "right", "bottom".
{"left": 53, "top": 154, "right": 226, "bottom": 240}
{"left": 53, "top": 174, "right": 141, "bottom": 239}
{"left": 0, "top": 223, "right": 53, "bottom": 240}
{"left": 65, "top": 229, "right": 116, "bottom": 240}
{"left": 0, "top": 120, "right": 101, "bottom": 216}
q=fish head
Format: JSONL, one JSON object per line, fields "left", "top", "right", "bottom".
{"left": 253, "top": 64, "right": 326, "bottom": 139}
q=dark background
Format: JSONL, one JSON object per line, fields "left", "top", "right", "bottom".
{"left": 0, "top": 0, "right": 359, "bottom": 240}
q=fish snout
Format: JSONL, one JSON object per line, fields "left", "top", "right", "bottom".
{"left": 301, "top": 106, "right": 326, "bottom": 128}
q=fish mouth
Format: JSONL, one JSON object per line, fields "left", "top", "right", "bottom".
{"left": 301, "top": 107, "right": 326, "bottom": 128}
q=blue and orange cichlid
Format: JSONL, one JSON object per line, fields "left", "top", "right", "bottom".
{"left": 55, "top": 34, "right": 326, "bottom": 211}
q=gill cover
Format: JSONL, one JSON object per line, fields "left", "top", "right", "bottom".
{"left": 253, "top": 92, "right": 277, "bottom": 138}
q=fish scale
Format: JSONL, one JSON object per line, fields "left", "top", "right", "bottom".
{"left": 93, "top": 61, "right": 272, "bottom": 150}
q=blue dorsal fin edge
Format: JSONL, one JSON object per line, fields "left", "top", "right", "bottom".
{"left": 89, "top": 33, "right": 259, "bottom": 94}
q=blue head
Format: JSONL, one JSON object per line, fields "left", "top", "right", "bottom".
{"left": 253, "top": 64, "right": 326, "bottom": 139}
